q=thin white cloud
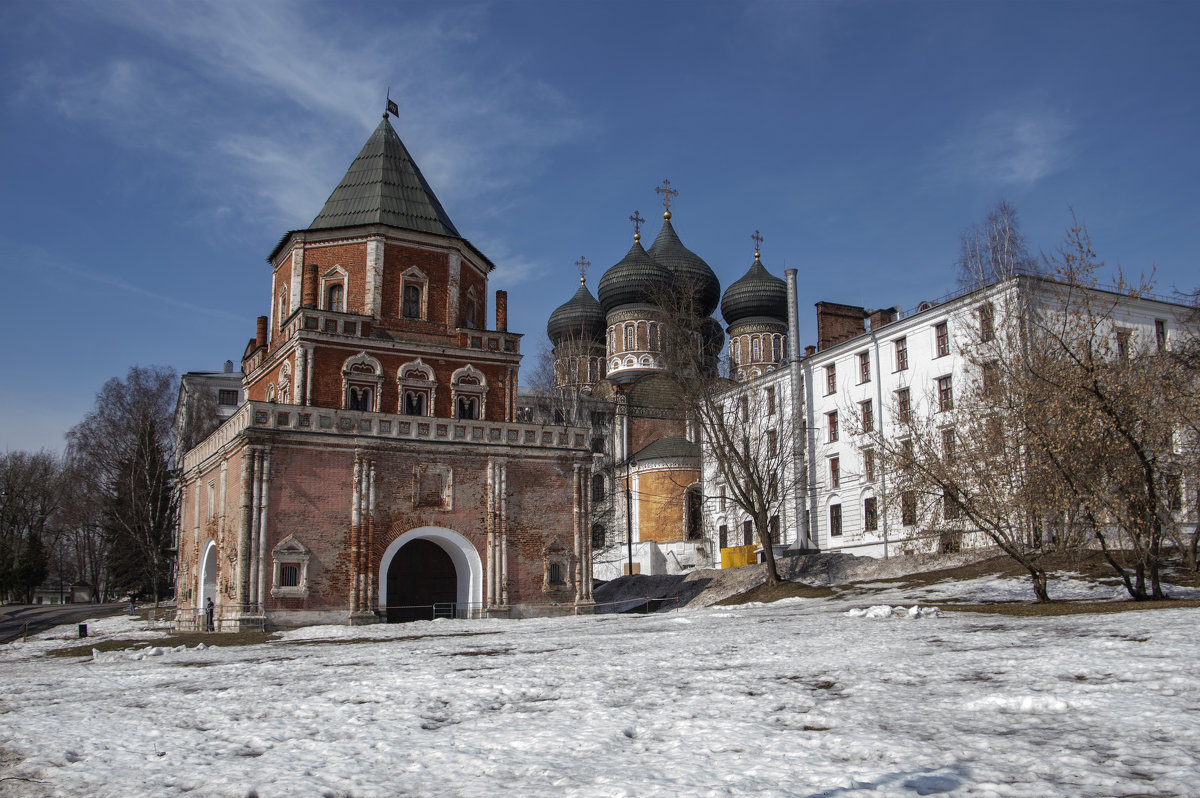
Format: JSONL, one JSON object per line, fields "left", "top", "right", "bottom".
{"left": 18, "top": 244, "right": 242, "bottom": 321}
{"left": 940, "top": 108, "right": 1073, "bottom": 187}
{"left": 476, "top": 236, "right": 547, "bottom": 292}
{"left": 20, "top": 0, "right": 583, "bottom": 230}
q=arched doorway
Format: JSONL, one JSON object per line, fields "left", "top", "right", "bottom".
{"left": 386, "top": 539, "right": 457, "bottom": 622}
{"left": 378, "top": 527, "right": 483, "bottom": 623}
{"left": 197, "top": 541, "right": 217, "bottom": 627}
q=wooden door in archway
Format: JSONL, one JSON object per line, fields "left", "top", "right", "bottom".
{"left": 386, "top": 538, "right": 458, "bottom": 622}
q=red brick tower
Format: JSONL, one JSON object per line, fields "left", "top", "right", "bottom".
{"left": 176, "top": 112, "right": 595, "bottom": 629}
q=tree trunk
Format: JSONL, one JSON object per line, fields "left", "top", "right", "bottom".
{"left": 758, "top": 522, "right": 780, "bottom": 587}
{"left": 1097, "top": 529, "right": 1140, "bottom": 599}
{"left": 1027, "top": 566, "right": 1050, "bottom": 603}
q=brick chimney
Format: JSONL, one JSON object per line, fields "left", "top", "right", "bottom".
{"left": 495, "top": 290, "right": 508, "bottom": 332}
{"left": 815, "top": 302, "right": 866, "bottom": 351}
{"left": 804, "top": 345, "right": 816, "bottom": 357}
{"left": 256, "top": 316, "right": 268, "bottom": 349}
{"left": 867, "top": 307, "right": 899, "bottom": 331}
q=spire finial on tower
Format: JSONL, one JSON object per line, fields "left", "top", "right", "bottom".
{"left": 576, "top": 256, "right": 591, "bottom": 284}
{"left": 655, "top": 179, "right": 678, "bottom": 219}
{"left": 752, "top": 230, "right": 763, "bottom": 260}
{"left": 629, "top": 210, "right": 645, "bottom": 242}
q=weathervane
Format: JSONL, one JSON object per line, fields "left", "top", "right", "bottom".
{"left": 752, "top": 230, "right": 763, "bottom": 258}
{"left": 629, "top": 210, "right": 645, "bottom": 241}
{"left": 576, "top": 256, "right": 591, "bottom": 284}
{"left": 655, "top": 179, "right": 678, "bottom": 219}
{"left": 385, "top": 87, "right": 398, "bottom": 119}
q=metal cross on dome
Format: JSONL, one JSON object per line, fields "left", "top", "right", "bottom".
{"left": 655, "top": 179, "right": 678, "bottom": 215}
{"left": 576, "top": 256, "right": 591, "bottom": 283}
{"left": 629, "top": 210, "right": 645, "bottom": 239}
{"left": 752, "top": 230, "right": 763, "bottom": 256}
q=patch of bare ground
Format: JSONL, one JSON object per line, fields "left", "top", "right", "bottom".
{"left": 714, "top": 581, "right": 836, "bottom": 606}
{"left": 46, "top": 631, "right": 279, "bottom": 658}
{"left": 947, "top": 599, "right": 1200, "bottom": 617}
{"left": 852, "top": 549, "right": 1118, "bottom": 590}
{"left": 707, "top": 548, "right": 1200, "bottom": 616}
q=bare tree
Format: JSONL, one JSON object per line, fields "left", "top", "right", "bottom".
{"left": 650, "top": 282, "right": 798, "bottom": 586}
{"left": 1018, "top": 224, "right": 1198, "bottom": 599}
{"left": 0, "top": 450, "right": 64, "bottom": 602}
{"left": 882, "top": 220, "right": 1197, "bottom": 601}
{"left": 864, "top": 284, "right": 1068, "bottom": 601}
{"left": 67, "top": 366, "right": 179, "bottom": 603}
{"left": 956, "top": 200, "right": 1041, "bottom": 289}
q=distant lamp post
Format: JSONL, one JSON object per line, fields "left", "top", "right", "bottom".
{"left": 625, "top": 460, "right": 637, "bottom": 576}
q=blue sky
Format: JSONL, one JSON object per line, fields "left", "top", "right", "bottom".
{"left": 2, "top": 0, "right": 1197, "bottom": 452}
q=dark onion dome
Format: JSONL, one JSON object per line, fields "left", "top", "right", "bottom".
{"left": 648, "top": 214, "right": 720, "bottom": 317}
{"left": 547, "top": 279, "right": 606, "bottom": 344}
{"left": 720, "top": 252, "right": 788, "bottom": 328}
{"left": 598, "top": 239, "right": 672, "bottom": 315}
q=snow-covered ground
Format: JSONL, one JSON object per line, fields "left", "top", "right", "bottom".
{"left": 2, "top": 574, "right": 1199, "bottom": 797}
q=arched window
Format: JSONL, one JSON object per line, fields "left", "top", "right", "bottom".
{"left": 326, "top": 283, "right": 344, "bottom": 313}
{"left": 772, "top": 336, "right": 782, "bottom": 363}
{"left": 277, "top": 289, "right": 288, "bottom": 328}
{"left": 342, "top": 353, "right": 382, "bottom": 412}
{"left": 348, "top": 387, "right": 372, "bottom": 411}
{"left": 451, "top": 365, "right": 487, "bottom": 421}
{"left": 625, "top": 324, "right": 635, "bottom": 351}
{"left": 592, "top": 473, "right": 606, "bottom": 502}
{"left": 403, "top": 285, "right": 421, "bottom": 318}
{"left": 456, "top": 395, "right": 478, "bottom": 419}
{"left": 404, "top": 391, "right": 426, "bottom": 416}
{"left": 401, "top": 266, "right": 428, "bottom": 320}
{"left": 686, "top": 485, "right": 703, "bottom": 540}
{"left": 752, "top": 337, "right": 761, "bottom": 361}
{"left": 591, "top": 524, "right": 606, "bottom": 549}
{"left": 648, "top": 323, "right": 659, "bottom": 351}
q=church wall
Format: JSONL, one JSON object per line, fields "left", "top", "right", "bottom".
{"left": 302, "top": 242, "right": 368, "bottom": 314}
{"left": 177, "top": 443, "right": 252, "bottom": 613}
{"left": 243, "top": 357, "right": 289, "bottom": 403}
{"left": 503, "top": 458, "right": 586, "bottom": 606}
{"left": 636, "top": 468, "right": 698, "bottom": 543}
{"left": 628, "top": 417, "right": 686, "bottom": 458}
{"left": 271, "top": 257, "right": 294, "bottom": 345}
{"left": 379, "top": 242, "right": 451, "bottom": 326}
{"left": 257, "top": 438, "right": 586, "bottom": 621}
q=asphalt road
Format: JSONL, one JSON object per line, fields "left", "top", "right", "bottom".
{"left": 0, "top": 602, "right": 128, "bottom": 644}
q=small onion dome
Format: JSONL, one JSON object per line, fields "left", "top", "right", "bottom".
{"left": 720, "top": 252, "right": 788, "bottom": 328}
{"left": 648, "top": 216, "right": 720, "bottom": 317}
{"left": 547, "top": 279, "right": 606, "bottom": 344}
{"left": 598, "top": 239, "right": 671, "bottom": 315}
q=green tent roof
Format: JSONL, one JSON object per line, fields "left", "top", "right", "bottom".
{"left": 308, "top": 115, "right": 461, "bottom": 237}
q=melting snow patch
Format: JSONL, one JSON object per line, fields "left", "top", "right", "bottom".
{"left": 847, "top": 605, "right": 941, "bottom": 619}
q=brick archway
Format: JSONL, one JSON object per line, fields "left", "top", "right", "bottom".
{"left": 377, "top": 526, "right": 482, "bottom": 614}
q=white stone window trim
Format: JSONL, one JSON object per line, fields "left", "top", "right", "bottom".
{"left": 320, "top": 266, "right": 349, "bottom": 312}
{"left": 450, "top": 364, "right": 487, "bottom": 420}
{"left": 401, "top": 266, "right": 429, "bottom": 320}
{"left": 397, "top": 358, "right": 437, "bottom": 416}
{"left": 342, "top": 351, "right": 384, "bottom": 412}
{"left": 270, "top": 535, "right": 311, "bottom": 599}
